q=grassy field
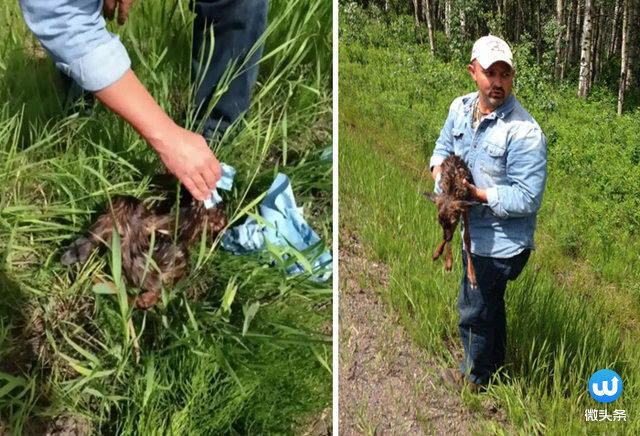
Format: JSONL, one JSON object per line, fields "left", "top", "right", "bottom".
{"left": 340, "top": 5, "right": 640, "bottom": 434}
{"left": 0, "top": 1, "right": 332, "bottom": 434}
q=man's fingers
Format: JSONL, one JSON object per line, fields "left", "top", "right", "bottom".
{"left": 118, "top": 0, "right": 134, "bottom": 25}
{"left": 202, "top": 165, "right": 219, "bottom": 192}
{"left": 211, "top": 159, "right": 222, "bottom": 182}
{"left": 191, "top": 173, "right": 212, "bottom": 201}
{"left": 104, "top": 0, "right": 117, "bottom": 20}
{"left": 181, "top": 177, "right": 206, "bottom": 202}
{"left": 208, "top": 156, "right": 222, "bottom": 185}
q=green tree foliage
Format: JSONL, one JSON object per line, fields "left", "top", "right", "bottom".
{"left": 341, "top": 0, "right": 640, "bottom": 111}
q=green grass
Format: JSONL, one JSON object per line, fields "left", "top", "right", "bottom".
{"left": 340, "top": 6, "right": 639, "bottom": 435}
{"left": 0, "top": 1, "right": 332, "bottom": 434}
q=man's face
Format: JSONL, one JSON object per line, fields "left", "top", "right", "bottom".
{"left": 467, "top": 60, "right": 514, "bottom": 111}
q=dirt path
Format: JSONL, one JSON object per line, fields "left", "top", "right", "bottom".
{"left": 338, "top": 229, "right": 503, "bottom": 435}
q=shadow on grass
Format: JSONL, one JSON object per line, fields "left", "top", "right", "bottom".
{"left": 0, "top": 268, "right": 52, "bottom": 434}
{"left": 0, "top": 268, "right": 33, "bottom": 375}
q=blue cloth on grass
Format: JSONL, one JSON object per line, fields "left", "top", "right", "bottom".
{"left": 221, "top": 173, "right": 332, "bottom": 282}
{"left": 204, "top": 163, "right": 236, "bottom": 209}
{"left": 320, "top": 147, "right": 333, "bottom": 162}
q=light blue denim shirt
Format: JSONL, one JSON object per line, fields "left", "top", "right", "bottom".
{"left": 429, "top": 92, "right": 547, "bottom": 258}
{"left": 19, "top": 0, "right": 131, "bottom": 92}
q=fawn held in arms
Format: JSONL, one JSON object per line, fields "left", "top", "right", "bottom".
{"left": 423, "top": 155, "right": 480, "bottom": 289}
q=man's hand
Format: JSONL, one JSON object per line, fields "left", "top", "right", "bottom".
{"left": 94, "top": 70, "right": 220, "bottom": 202}
{"left": 149, "top": 126, "right": 222, "bottom": 201}
{"left": 462, "top": 179, "right": 488, "bottom": 203}
{"left": 431, "top": 165, "right": 443, "bottom": 195}
{"left": 104, "top": 0, "right": 137, "bottom": 25}
{"left": 431, "top": 165, "right": 442, "bottom": 181}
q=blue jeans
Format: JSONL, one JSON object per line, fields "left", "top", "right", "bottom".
{"left": 458, "top": 249, "right": 530, "bottom": 385}
{"left": 191, "top": 0, "right": 269, "bottom": 139}
{"left": 62, "top": 0, "right": 268, "bottom": 139}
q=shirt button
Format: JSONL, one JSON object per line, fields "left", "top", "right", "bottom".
{"left": 473, "top": 143, "right": 477, "bottom": 148}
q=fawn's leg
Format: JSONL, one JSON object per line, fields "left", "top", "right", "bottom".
{"left": 445, "top": 241, "right": 453, "bottom": 272}
{"left": 62, "top": 213, "right": 115, "bottom": 266}
{"left": 127, "top": 261, "right": 163, "bottom": 310}
{"left": 129, "top": 242, "right": 188, "bottom": 310}
{"left": 433, "top": 239, "right": 447, "bottom": 261}
{"left": 135, "top": 290, "right": 161, "bottom": 309}
{"left": 463, "top": 210, "right": 477, "bottom": 289}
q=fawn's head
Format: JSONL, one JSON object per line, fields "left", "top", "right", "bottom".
{"left": 176, "top": 198, "right": 228, "bottom": 247}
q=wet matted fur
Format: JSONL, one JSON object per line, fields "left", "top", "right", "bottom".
{"left": 423, "top": 155, "right": 480, "bottom": 288}
{"left": 62, "top": 182, "right": 226, "bottom": 309}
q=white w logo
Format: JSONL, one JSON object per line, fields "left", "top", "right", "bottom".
{"left": 593, "top": 376, "right": 620, "bottom": 396}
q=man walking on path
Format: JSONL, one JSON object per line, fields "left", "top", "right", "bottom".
{"left": 429, "top": 35, "right": 548, "bottom": 390}
{"left": 18, "top": 0, "right": 268, "bottom": 202}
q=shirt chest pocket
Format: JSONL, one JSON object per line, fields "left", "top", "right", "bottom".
{"left": 480, "top": 142, "right": 507, "bottom": 177}
{"left": 452, "top": 128, "right": 465, "bottom": 155}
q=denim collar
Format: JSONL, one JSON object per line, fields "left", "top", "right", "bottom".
{"left": 463, "top": 92, "right": 516, "bottom": 120}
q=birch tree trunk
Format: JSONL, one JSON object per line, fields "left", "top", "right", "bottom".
{"left": 411, "top": 0, "right": 423, "bottom": 44}
{"left": 496, "top": 0, "right": 504, "bottom": 35}
{"left": 536, "top": 0, "right": 542, "bottom": 66}
{"left": 624, "top": 0, "right": 636, "bottom": 91}
{"left": 562, "top": 0, "right": 576, "bottom": 79}
{"left": 594, "top": 4, "right": 606, "bottom": 82}
{"left": 503, "top": 0, "right": 511, "bottom": 40}
{"left": 536, "top": 0, "right": 543, "bottom": 66}
{"left": 578, "top": 0, "right": 594, "bottom": 97}
{"left": 618, "top": 0, "right": 629, "bottom": 115}
{"left": 591, "top": 3, "right": 600, "bottom": 84}
{"left": 610, "top": 0, "right": 622, "bottom": 56}
{"left": 555, "top": 0, "right": 565, "bottom": 78}
{"left": 571, "top": 0, "right": 583, "bottom": 65}
{"left": 445, "top": 0, "right": 451, "bottom": 41}
{"left": 515, "top": 0, "right": 522, "bottom": 41}
{"left": 422, "top": 0, "right": 436, "bottom": 55}
{"left": 459, "top": 7, "right": 467, "bottom": 41}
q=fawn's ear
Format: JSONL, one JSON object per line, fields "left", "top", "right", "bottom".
{"left": 421, "top": 191, "right": 438, "bottom": 203}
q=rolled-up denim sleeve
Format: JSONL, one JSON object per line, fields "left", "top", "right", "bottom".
{"left": 485, "top": 127, "right": 547, "bottom": 218}
{"left": 429, "top": 98, "right": 459, "bottom": 170}
{"left": 19, "top": 0, "right": 131, "bottom": 92}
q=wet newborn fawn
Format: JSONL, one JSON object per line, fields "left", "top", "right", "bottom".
{"left": 423, "top": 155, "right": 479, "bottom": 289}
{"left": 61, "top": 184, "right": 227, "bottom": 309}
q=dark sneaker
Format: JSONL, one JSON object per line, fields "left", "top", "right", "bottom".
{"left": 467, "top": 380, "right": 486, "bottom": 393}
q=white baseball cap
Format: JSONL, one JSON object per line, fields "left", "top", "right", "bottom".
{"left": 470, "top": 35, "right": 513, "bottom": 69}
